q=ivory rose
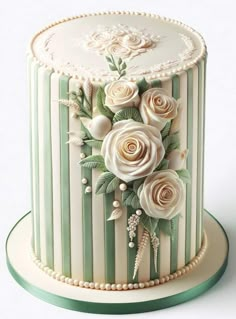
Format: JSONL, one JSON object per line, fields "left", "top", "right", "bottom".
{"left": 139, "top": 170, "right": 184, "bottom": 220}
{"left": 101, "top": 120, "right": 165, "bottom": 183}
{"left": 104, "top": 80, "right": 140, "bottom": 113}
{"left": 139, "top": 88, "right": 178, "bottom": 130}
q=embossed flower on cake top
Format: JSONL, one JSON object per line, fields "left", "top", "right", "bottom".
{"left": 139, "top": 88, "right": 179, "bottom": 130}
{"left": 104, "top": 80, "right": 140, "bottom": 113}
{"left": 83, "top": 24, "right": 160, "bottom": 60}
{"left": 101, "top": 119, "right": 165, "bottom": 183}
{"left": 139, "top": 170, "right": 185, "bottom": 220}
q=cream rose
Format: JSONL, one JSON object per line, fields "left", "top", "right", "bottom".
{"left": 139, "top": 170, "right": 184, "bottom": 220}
{"left": 139, "top": 88, "right": 178, "bottom": 130}
{"left": 106, "top": 42, "right": 132, "bottom": 59}
{"left": 104, "top": 80, "right": 140, "bottom": 113}
{"left": 101, "top": 120, "right": 165, "bottom": 183}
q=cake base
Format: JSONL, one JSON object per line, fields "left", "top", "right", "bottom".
{"left": 6, "top": 211, "right": 228, "bottom": 314}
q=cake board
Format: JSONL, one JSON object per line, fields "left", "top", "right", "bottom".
{"left": 6, "top": 210, "right": 229, "bottom": 314}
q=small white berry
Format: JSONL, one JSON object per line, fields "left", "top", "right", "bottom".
{"left": 136, "top": 209, "right": 142, "bottom": 216}
{"left": 82, "top": 178, "right": 88, "bottom": 185}
{"left": 80, "top": 153, "right": 86, "bottom": 159}
{"left": 119, "top": 183, "right": 127, "bottom": 191}
{"left": 129, "top": 242, "right": 135, "bottom": 248}
{"left": 113, "top": 200, "right": 120, "bottom": 208}
{"left": 85, "top": 186, "right": 92, "bottom": 193}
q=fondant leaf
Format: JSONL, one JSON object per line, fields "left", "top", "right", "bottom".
{"left": 176, "top": 169, "right": 191, "bottom": 184}
{"left": 163, "top": 133, "right": 180, "bottom": 156}
{"left": 161, "top": 121, "right": 172, "bottom": 139}
{"left": 105, "top": 56, "right": 112, "bottom": 63}
{"left": 107, "top": 208, "right": 123, "bottom": 221}
{"left": 139, "top": 214, "right": 158, "bottom": 235}
{"left": 150, "top": 80, "right": 161, "bottom": 88}
{"left": 79, "top": 155, "right": 106, "bottom": 171}
{"left": 84, "top": 139, "right": 103, "bottom": 149}
{"left": 96, "top": 87, "right": 114, "bottom": 120}
{"left": 112, "top": 107, "right": 143, "bottom": 123}
{"left": 158, "top": 219, "right": 172, "bottom": 236}
{"left": 154, "top": 158, "right": 169, "bottom": 171}
{"left": 122, "top": 189, "right": 141, "bottom": 209}
{"left": 137, "top": 77, "right": 149, "bottom": 94}
{"left": 95, "top": 172, "right": 120, "bottom": 194}
{"left": 80, "top": 119, "right": 93, "bottom": 139}
{"left": 133, "top": 178, "right": 145, "bottom": 193}
{"left": 109, "top": 64, "right": 117, "bottom": 71}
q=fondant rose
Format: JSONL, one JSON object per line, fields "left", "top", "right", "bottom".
{"left": 106, "top": 42, "right": 132, "bottom": 59}
{"left": 101, "top": 120, "right": 165, "bottom": 183}
{"left": 139, "top": 88, "right": 178, "bottom": 130}
{"left": 139, "top": 170, "right": 184, "bottom": 220}
{"left": 104, "top": 80, "right": 140, "bottom": 113}
{"left": 120, "top": 34, "right": 152, "bottom": 51}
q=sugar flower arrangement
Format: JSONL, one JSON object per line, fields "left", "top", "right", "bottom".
{"left": 60, "top": 55, "right": 190, "bottom": 278}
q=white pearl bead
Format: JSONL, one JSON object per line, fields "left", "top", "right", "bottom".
{"left": 113, "top": 200, "right": 120, "bottom": 208}
{"left": 74, "top": 279, "right": 79, "bottom": 286}
{"left": 68, "top": 278, "right": 74, "bottom": 285}
{"left": 84, "top": 282, "right": 90, "bottom": 288}
{"left": 160, "top": 277, "right": 166, "bottom": 284}
{"left": 136, "top": 209, "right": 142, "bottom": 216}
{"left": 60, "top": 275, "right": 66, "bottom": 282}
{"left": 149, "top": 280, "right": 155, "bottom": 286}
{"left": 100, "top": 283, "right": 105, "bottom": 290}
{"left": 129, "top": 242, "right": 135, "bottom": 248}
{"left": 111, "top": 284, "right": 116, "bottom": 290}
{"left": 119, "top": 183, "right": 127, "bottom": 191}
{"left": 133, "top": 283, "right": 139, "bottom": 289}
{"left": 154, "top": 279, "right": 160, "bottom": 285}
{"left": 79, "top": 280, "right": 84, "bottom": 287}
{"left": 85, "top": 186, "right": 92, "bottom": 193}
{"left": 55, "top": 273, "right": 61, "bottom": 281}
{"left": 105, "top": 283, "right": 111, "bottom": 290}
{"left": 95, "top": 282, "right": 100, "bottom": 289}
{"left": 89, "top": 282, "right": 95, "bottom": 289}
{"left": 122, "top": 284, "right": 128, "bottom": 290}
{"left": 116, "top": 284, "right": 122, "bottom": 291}
{"left": 128, "top": 283, "right": 134, "bottom": 290}
{"left": 144, "top": 282, "right": 150, "bottom": 288}
{"left": 82, "top": 178, "right": 88, "bottom": 185}
{"left": 80, "top": 153, "right": 86, "bottom": 159}
{"left": 139, "top": 282, "right": 145, "bottom": 289}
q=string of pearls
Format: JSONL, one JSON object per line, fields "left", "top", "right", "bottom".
{"left": 31, "top": 232, "right": 207, "bottom": 291}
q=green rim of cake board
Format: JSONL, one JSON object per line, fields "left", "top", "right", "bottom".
{"left": 170, "top": 74, "right": 180, "bottom": 274}
{"left": 44, "top": 69, "right": 54, "bottom": 269}
{"left": 185, "top": 68, "right": 194, "bottom": 264}
{"left": 196, "top": 59, "right": 204, "bottom": 252}
{"left": 81, "top": 122, "right": 93, "bottom": 282}
{"left": 59, "top": 75, "right": 71, "bottom": 277}
{"left": 6, "top": 210, "right": 229, "bottom": 314}
{"left": 127, "top": 206, "right": 138, "bottom": 283}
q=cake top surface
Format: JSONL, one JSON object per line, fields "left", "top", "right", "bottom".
{"left": 30, "top": 11, "right": 206, "bottom": 81}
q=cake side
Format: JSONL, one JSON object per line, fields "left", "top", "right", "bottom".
{"left": 28, "top": 12, "right": 207, "bottom": 288}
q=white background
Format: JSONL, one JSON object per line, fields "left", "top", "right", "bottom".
{"left": 0, "top": 0, "right": 235, "bottom": 318}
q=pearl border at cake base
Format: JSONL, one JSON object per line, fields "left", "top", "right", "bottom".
{"left": 6, "top": 210, "right": 228, "bottom": 314}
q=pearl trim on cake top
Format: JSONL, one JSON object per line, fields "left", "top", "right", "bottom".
{"left": 28, "top": 11, "right": 207, "bottom": 82}
{"left": 31, "top": 232, "right": 207, "bottom": 291}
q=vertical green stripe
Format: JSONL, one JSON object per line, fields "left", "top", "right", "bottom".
{"left": 81, "top": 129, "right": 93, "bottom": 282}
{"left": 59, "top": 75, "right": 71, "bottom": 277}
{"left": 185, "top": 69, "right": 194, "bottom": 264}
{"left": 43, "top": 70, "right": 54, "bottom": 268}
{"left": 127, "top": 207, "right": 138, "bottom": 283}
{"left": 28, "top": 57, "right": 34, "bottom": 250}
{"left": 34, "top": 63, "right": 40, "bottom": 258}
{"left": 104, "top": 193, "right": 115, "bottom": 283}
{"left": 150, "top": 79, "right": 162, "bottom": 280}
{"left": 170, "top": 75, "right": 180, "bottom": 273}
{"left": 196, "top": 60, "right": 203, "bottom": 252}
{"left": 201, "top": 56, "right": 207, "bottom": 241}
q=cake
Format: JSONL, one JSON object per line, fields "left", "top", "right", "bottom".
{"left": 6, "top": 11, "right": 228, "bottom": 314}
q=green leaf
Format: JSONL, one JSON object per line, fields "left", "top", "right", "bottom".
{"left": 113, "top": 107, "right": 143, "bottom": 123}
{"left": 121, "top": 61, "right": 127, "bottom": 70}
{"left": 118, "top": 57, "right": 122, "bottom": 65}
{"left": 105, "top": 56, "right": 112, "bottom": 63}
{"left": 154, "top": 158, "right": 169, "bottom": 171}
{"left": 84, "top": 139, "right": 103, "bottom": 149}
{"left": 96, "top": 87, "right": 114, "bottom": 120}
{"left": 79, "top": 155, "right": 106, "bottom": 171}
{"left": 95, "top": 172, "right": 120, "bottom": 194}
{"left": 150, "top": 80, "right": 161, "bottom": 88}
{"left": 80, "top": 131, "right": 87, "bottom": 140}
{"left": 163, "top": 133, "right": 180, "bottom": 156}
{"left": 80, "top": 119, "right": 93, "bottom": 139}
{"left": 158, "top": 219, "right": 173, "bottom": 236}
{"left": 137, "top": 77, "right": 149, "bottom": 94}
{"left": 176, "top": 169, "right": 191, "bottom": 184}
{"left": 139, "top": 214, "right": 158, "bottom": 235}
{"left": 122, "top": 189, "right": 141, "bottom": 209}
{"left": 133, "top": 178, "right": 145, "bottom": 193}
{"left": 109, "top": 64, "right": 117, "bottom": 71}
{"left": 161, "top": 121, "right": 171, "bottom": 139}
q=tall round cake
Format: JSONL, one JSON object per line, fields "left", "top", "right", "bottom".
{"left": 28, "top": 12, "right": 207, "bottom": 288}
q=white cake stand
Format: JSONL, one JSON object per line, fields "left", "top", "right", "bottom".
{"left": 6, "top": 210, "right": 228, "bottom": 314}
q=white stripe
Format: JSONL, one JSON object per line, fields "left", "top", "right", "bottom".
{"left": 137, "top": 224, "right": 150, "bottom": 282}
{"left": 115, "top": 189, "right": 127, "bottom": 283}
{"left": 190, "top": 66, "right": 199, "bottom": 259}
{"left": 177, "top": 71, "right": 188, "bottom": 268}
{"left": 159, "top": 78, "right": 172, "bottom": 277}
{"left": 38, "top": 67, "right": 47, "bottom": 264}
{"left": 50, "top": 73, "right": 62, "bottom": 273}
